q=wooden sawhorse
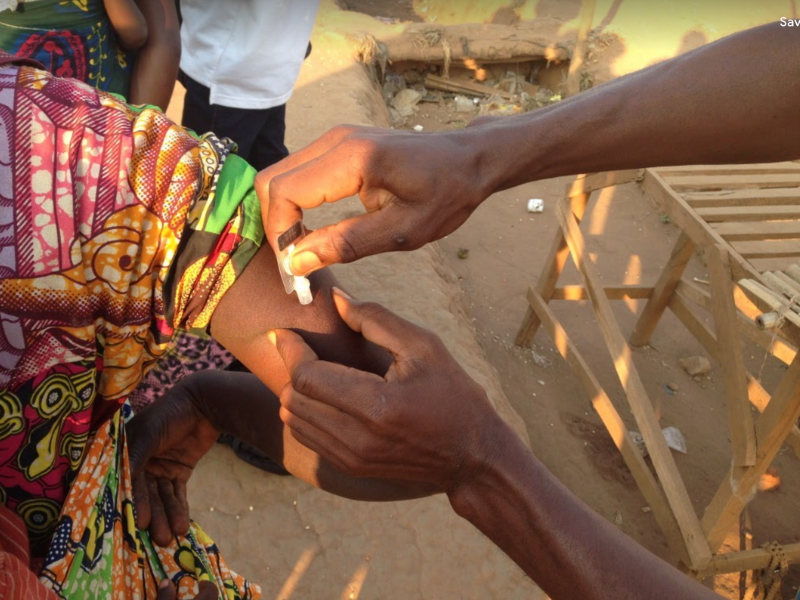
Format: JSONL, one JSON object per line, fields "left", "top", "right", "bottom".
{"left": 514, "top": 165, "right": 800, "bottom": 576}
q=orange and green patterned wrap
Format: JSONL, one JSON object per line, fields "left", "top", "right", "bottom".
{"left": 0, "top": 56, "right": 261, "bottom": 599}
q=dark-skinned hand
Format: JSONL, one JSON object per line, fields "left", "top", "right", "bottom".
{"left": 156, "top": 579, "right": 217, "bottom": 600}
{"left": 127, "top": 382, "right": 220, "bottom": 546}
{"left": 256, "top": 123, "right": 493, "bottom": 277}
{"left": 269, "top": 288, "right": 505, "bottom": 492}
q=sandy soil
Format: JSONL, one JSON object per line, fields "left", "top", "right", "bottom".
{"left": 167, "top": 2, "right": 800, "bottom": 599}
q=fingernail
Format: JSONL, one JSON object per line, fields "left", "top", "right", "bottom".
{"left": 291, "top": 251, "right": 321, "bottom": 275}
{"left": 159, "top": 580, "right": 171, "bottom": 590}
{"left": 267, "top": 330, "right": 277, "bottom": 345}
{"left": 331, "top": 287, "right": 352, "bottom": 300}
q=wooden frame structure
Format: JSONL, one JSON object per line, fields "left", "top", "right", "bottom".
{"left": 514, "top": 165, "right": 800, "bottom": 575}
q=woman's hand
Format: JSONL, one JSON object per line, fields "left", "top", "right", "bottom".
{"left": 127, "top": 381, "right": 220, "bottom": 546}
{"left": 256, "top": 125, "right": 493, "bottom": 277}
{"left": 269, "top": 289, "right": 505, "bottom": 492}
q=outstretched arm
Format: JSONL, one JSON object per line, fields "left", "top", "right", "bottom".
{"left": 259, "top": 23, "right": 800, "bottom": 277}
{"left": 269, "top": 292, "right": 723, "bottom": 600}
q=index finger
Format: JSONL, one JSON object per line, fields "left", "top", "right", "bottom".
{"left": 255, "top": 126, "right": 362, "bottom": 250}
{"left": 270, "top": 329, "right": 383, "bottom": 411}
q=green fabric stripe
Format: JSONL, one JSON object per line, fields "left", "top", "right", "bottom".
{"left": 204, "top": 154, "right": 258, "bottom": 235}
{"left": 240, "top": 187, "right": 264, "bottom": 245}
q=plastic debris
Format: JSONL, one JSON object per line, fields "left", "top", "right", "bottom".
{"left": 392, "top": 88, "right": 422, "bottom": 117}
{"left": 457, "top": 248, "right": 469, "bottom": 259}
{"left": 662, "top": 426, "right": 687, "bottom": 454}
{"left": 454, "top": 95, "right": 476, "bottom": 113}
{"left": 413, "top": 124, "right": 424, "bottom": 131}
{"left": 630, "top": 427, "right": 687, "bottom": 457}
{"left": 527, "top": 198, "right": 544, "bottom": 213}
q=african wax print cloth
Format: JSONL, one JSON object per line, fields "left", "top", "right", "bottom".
{"left": 0, "top": 0, "right": 132, "bottom": 96}
{"left": 0, "top": 56, "right": 262, "bottom": 599}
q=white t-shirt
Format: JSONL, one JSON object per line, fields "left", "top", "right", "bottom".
{"left": 180, "top": 0, "right": 320, "bottom": 110}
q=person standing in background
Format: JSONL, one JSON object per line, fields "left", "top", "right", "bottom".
{"left": 0, "top": 0, "right": 180, "bottom": 110}
{"left": 178, "top": 0, "right": 319, "bottom": 170}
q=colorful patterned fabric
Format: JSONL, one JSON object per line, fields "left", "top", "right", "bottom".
{"left": 0, "top": 56, "right": 263, "bottom": 599}
{"left": 0, "top": 0, "right": 132, "bottom": 96}
{"left": 128, "top": 332, "right": 234, "bottom": 412}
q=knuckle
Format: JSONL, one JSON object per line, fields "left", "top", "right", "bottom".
{"left": 329, "top": 226, "right": 362, "bottom": 264}
{"left": 290, "top": 363, "right": 315, "bottom": 394}
{"left": 357, "top": 301, "right": 389, "bottom": 323}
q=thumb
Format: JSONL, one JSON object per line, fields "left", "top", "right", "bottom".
{"left": 288, "top": 205, "right": 416, "bottom": 276}
{"left": 331, "top": 289, "right": 428, "bottom": 360}
{"left": 126, "top": 407, "right": 164, "bottom": 477}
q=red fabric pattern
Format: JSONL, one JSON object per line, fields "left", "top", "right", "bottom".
{"left": 0, "top": 506, "right": 59, "bottom": 600}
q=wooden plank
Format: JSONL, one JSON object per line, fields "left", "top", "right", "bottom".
{"left": 702, "top": 354, "right": 800, "bottom": 553}
{"left": 515, "top": 192, "right": 591, "bottom": 347}
{"left": 708, "top": 246, "right": 757, "bottom": 466}
{"left": 668, "top": 292, "right": 800, "bottom": 458}
{"left": 747, "top": 378, "right": 800, "bottom": 459}
{"left": 640, "top": 170, "right": 761, "bottom": 283}
{"left": 515, "top": 170, "right": 644, "bottom": 347}
{"left": 697, "top": 205, "right": 800, "bottom": 222}
{"left": 658, "top": 163, "right": 800, "bottom": 177}
{"left": 630, "top": 233, "right": 694, "bottom": 347}
{"left": 712, "top": 221, "right": 800, "bottom": 241}
{"left": 675, "top": 279, "right": 800, "bottom": 356}
{"left": 751, "top": 256, "right": 800, "bottom": 274}
{"left": 526, "top": 288, "right": 691, "bottom": 565}
{"left": 668, "top": 174, "right": 800, "bottom": 192}
{"left": 731, "top": 240, "right": 800, "bottom": 259}
{"left": 424, "top": 73, "right": 512, "bottom": 99}
{"left": 551, "top": 285, "right": 653, "bottom": 300}
{"left": 669, "top": 292, "right": 719, "bottom": 358}
{"left": 701, "top": 542, "right": 800, "bottom": 576}
{"left": 685, "top": 188, "right": 800, "bottom": 208}
{"left": 555, "top": 199, "right": 712, "bottom": 569}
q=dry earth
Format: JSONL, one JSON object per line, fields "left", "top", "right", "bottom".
{"left": 164, "top": 2, "right": 800, "bottom": 598}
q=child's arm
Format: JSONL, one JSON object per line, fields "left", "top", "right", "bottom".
{"left": 103, "top": 0, "right": 148, "bottom": 50}
{"left": 127, "top": 0, "right": 180, "bottom": 110}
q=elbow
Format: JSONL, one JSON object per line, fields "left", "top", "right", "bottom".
{"left": 118, "top": 22, "right": 149, "bottom": 51}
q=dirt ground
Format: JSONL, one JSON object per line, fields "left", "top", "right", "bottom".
{"left": 169, "top": 2, "right": 800, "bottom": 599}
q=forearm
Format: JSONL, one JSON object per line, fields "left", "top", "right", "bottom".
{"left": 104, "top": 0, "right": 147, "bottom": 49}
{"left": 468, "top": 23, "right": 800, "bottom": 193}
{"left": 448, "top": 418, "right": 721, "bottom": 600}
{"left": 128, "top": 0, "right": 180, "bottom": 109}
{"left": 178, "top": 370, "right": 435, "bottom": 501}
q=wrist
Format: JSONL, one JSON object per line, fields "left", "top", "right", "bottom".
{"left": 463, "top": 116, "right": 545, "bottom": 195}
{"left": 446, "top": 407, "right": 515, "bottom": 502}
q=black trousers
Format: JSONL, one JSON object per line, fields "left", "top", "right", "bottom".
{"left": 179, "top": 70, "right": 290, "bottom": 171}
